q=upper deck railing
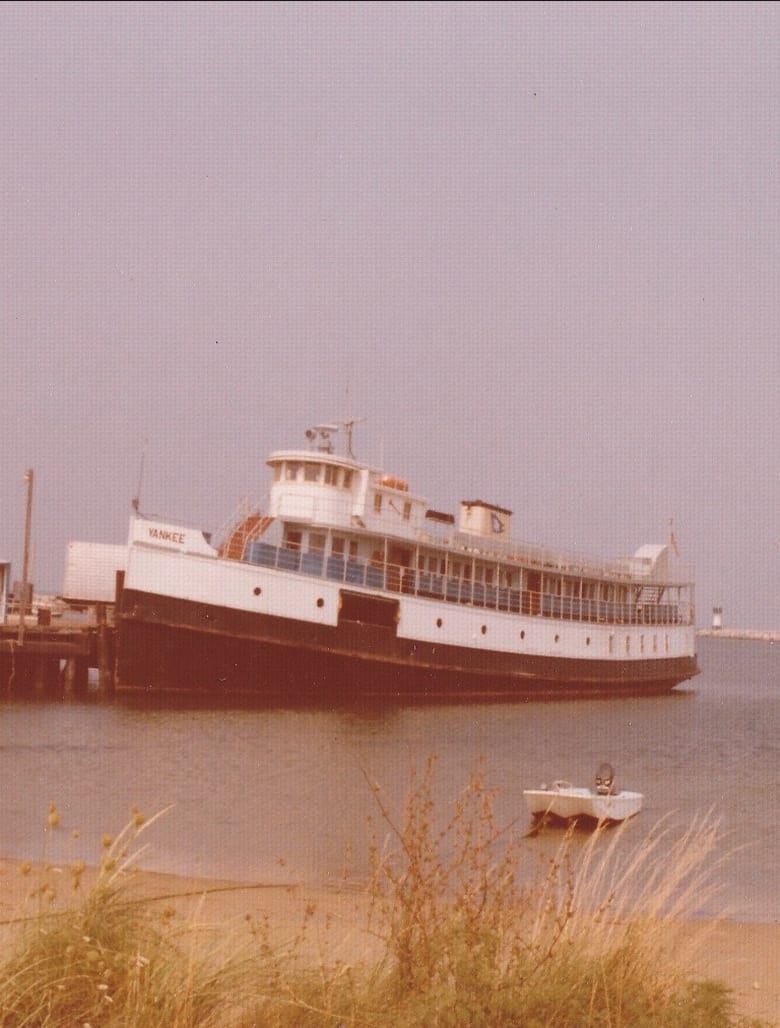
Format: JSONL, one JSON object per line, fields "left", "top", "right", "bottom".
{"left": 256, "top": 484, "right": 695, "bottom": 588}
{"left": 448, "top": 531, "right": 694, "bottom": 587}
{"left": 242, "top": 540, "right": 694, "bottom": 627}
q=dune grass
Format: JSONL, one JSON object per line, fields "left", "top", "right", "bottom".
{"left": 0, "top": 761, "right": 769, "bottom": 1027}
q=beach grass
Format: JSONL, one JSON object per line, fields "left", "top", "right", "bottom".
{"left": 0, "top": 763, "right": 770, "bottom": 1027}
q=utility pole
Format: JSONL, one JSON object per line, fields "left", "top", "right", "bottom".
{"left": 17, "top": 469, "right": 33, "bottom": 646}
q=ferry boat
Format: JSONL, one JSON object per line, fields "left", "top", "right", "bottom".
{"left": 114, "top": 421, "right": 699, "bottom": 699}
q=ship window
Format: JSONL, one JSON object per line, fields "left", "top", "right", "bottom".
{"left": 285, "top": 462, "right": 301, "bottom": 481}
{"left": 374, "top": 493, "right": 383, "bottom": 513}
{"left": 485, "top": 568, "right": 493, "bottom": 586}
{"left": 285, "top": 530, "right": 302, "bottom": 551}
{"left": 349, "top": 539, "right": 358, "bottom": 558}
{"left": 272, "top": 464, "right": 282, "bottom": 482}
{"left": 625, "top": 635, "right": 631, "bottom": 654}
{"left": 403, "top": 500, "right": 411, "bottom": 520}
{"left": 343, "top": 470, "right": 353, "bottom": 489}
{"left": 324, "top": 465, "right": 338, "bottom": 486}
{"left": 304, "top": 463, "right": 321, "bottom": 482}
{"left": 332, "top": 537, "right": 345, "bottom": 556}
{"left": 309, "top": 533, "right": 326, "bottom": 553}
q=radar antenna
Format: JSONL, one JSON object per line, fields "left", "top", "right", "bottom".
{"left": 305, "top": 418, "right": 365, "bottom": 457}
{"left": 305, "top": 424, "right": 339, "bottom": 453}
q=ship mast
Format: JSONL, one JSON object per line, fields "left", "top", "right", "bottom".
{"left": 337, "top": 417, "right": 364, "bottom": 459}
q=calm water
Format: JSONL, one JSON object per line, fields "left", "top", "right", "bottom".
{"left": 0, "top": 637, "right": 777, "bottom": 923}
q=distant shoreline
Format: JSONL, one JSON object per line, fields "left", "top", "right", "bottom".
{"left": 697, "top": 629, "right": 780, "bottom": 642}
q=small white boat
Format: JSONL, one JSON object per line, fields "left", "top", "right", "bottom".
{"left": 524, "top": 763, "right": 643, "bottom": 826}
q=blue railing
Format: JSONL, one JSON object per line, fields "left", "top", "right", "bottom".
{"left": 244, "top": 540, "right": 684, "bottom": 625}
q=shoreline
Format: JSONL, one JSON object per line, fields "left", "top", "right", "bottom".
{"left": 0, "top": 858, "right": 777, "bottom": 1025}
{"left": 697, "top": 628, "right": 780, "bottom": 641}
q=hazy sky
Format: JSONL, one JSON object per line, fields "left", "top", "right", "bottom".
{"left": 3, "top": 1, "right": 778, "bottom": 629}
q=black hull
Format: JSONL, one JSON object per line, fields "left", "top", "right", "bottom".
{"left": 115, "top": 589, "right": 699, "bottom": 703}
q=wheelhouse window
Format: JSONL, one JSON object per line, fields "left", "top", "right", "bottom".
{"left": 285, "top": 462, "right": 301, "bottom": 481}
{"left": 304, "top": 463, "right": 321, "bottom": 482}
{"left": 309, "top": 533, "right": 326, "bottom": 553}
{"left": 374, "top": 492, "right": 383, "bottom": 513}
{"left": 284, "top": 530, "right": 302, "bottom": 551}
{"left": 343, "top": 470, "right": 353, "bottom": 489}
{"left": 324, "top": 465, "right": 340, "bottom": 487}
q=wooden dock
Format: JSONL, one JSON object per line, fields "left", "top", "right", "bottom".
{"left": 0, "top": 610, "right": 116, "bottom": 697}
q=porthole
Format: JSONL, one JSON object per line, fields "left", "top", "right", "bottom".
{"left": 436, "top": 618, "right": 443, "bottom": 628}
{"left": 554, "top": 634, "right": 560, "bottom": 643}
{"left": 481, "top": 625, "right": 487, "bottom": 635}
{"left": 316, "top": 597, "right": 324, "bottom": 608}
{"left": 586, "top": 637, "right": 591, "bottom": 646}
{"left": 520, "top": 630, "right": 525, "bottom": 640}
{"left": 253, "top": 586, "right": 262, "bottom": 596}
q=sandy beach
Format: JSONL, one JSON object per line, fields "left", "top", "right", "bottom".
{"left": 0, "top": 858, "right": 777, "bottom": 1025}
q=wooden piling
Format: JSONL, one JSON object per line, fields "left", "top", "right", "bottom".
{"left": 96, "top": 605, "right": 114, "bottom": 695}
{"left": 63, "top": 656, "right": 89, "bottom": 696}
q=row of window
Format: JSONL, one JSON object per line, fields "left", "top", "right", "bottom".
{"left": 272, "top": 461, "right": 354, "bottom": 490}
{"left": 611, "top": 634, "right": 671, "bottom": 655}
{"left": 279, "top": 528, "right": 682, "bottom": 607}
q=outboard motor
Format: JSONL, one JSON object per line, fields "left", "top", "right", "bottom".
{"left": 595, "top": 763, "right": 615, "bottom": 795}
